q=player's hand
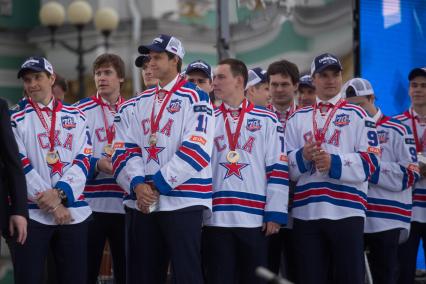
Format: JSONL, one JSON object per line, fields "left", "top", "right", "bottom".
{"left": 303, "top": 140, "right": 320, "bottom": 162}
{"left": 134, "top": 183, "right": 159, "bottom": 207}
{"left": 262, "top": 222, "right": 281, "bottom": 236}
{"left": 313, "top": 149, "right": 331, "bottom": 173}
{"left": 53, "top": 204, "right": 72, "bottom": 225}
{"left": 97, "top": 157, "right": 113, "bottom": 175}
{"left": 36, "top": 189, "right": 61, "bottom": 212}
{"left": 9, "top": 215, "right": 27, "bottom": 245}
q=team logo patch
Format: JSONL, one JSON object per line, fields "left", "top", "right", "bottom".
{"left": 167, "top": 99, "right": 182, "bottom": 114}
{"left": 61, "top": 116, "right": 76, "bottom": 130}
{"left": 277, "top": 126, "right": 284, "bottom": 133}
{"left": 84, "top": 148, "right": 92, "bottom": 155}
{"left": 377, "top": 130, "right": 389, "bottom": 144}
{"left": 190, "top": 135, "right": 207, "bottom": 145}
{"left": 280, "top": 154, "right": 288, "bottom": 162}
{"left": 333, "top": 114, "right": 350, "bottom": 127}
{"left": 114, "top": 142, "right": 125, "bottom": 149}
{"left": 367, "top": 146, "right": 381, "bottom": 155}
{"left": 246, "top": 118, "right": 262, "bottom": 132}
{"left": 405, "top": 138, "right": 415, "bottom": 145}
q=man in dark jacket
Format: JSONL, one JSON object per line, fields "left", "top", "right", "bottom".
{"left": 0, "top": 97, "right": 28, "bottom": 252}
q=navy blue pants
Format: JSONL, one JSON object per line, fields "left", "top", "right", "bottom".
{"left": 293, "top": 217, "right": 365, "bottom": 284}
{"left": 398, "top": 221, "right": 426, "bottom": 284}
{"left": 365, "top": 228, "right": 400, "bottom": 284}
{"left": 125, "top": 206, "right": 204, "bottom": 284}
{"left": 87, "top": 212, "right": 126, "bottom": 284}
{"left": 202, "top": 226, "right": 268, "bottom": 284}
{"left": 267, "top": 227, "right": 297, "bottom": 282}
{"left": 9, "top": 218, "right": 89, "bottom": 284}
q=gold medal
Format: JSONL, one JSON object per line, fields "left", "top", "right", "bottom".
{"left": 149, "top": 133, "right": 157, "bottom": 145}
{"left": 104, "top": 144, "right": 114, "bottom": 156}
{"left": 46, "top": 150, "right": 59, "bottom": 165}
{"left": 226, "top": 150, "right": 240, "bottom": 163}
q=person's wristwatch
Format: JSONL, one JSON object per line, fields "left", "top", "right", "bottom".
{"left": 55, "top": 188, "right": 68, "bottom": 205}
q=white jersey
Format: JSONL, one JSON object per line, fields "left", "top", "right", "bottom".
{"left": 10, "top": 99, "right": 92, "bottom": 225}
{"left": 285, "top": 95, "right": 381, "bottom": 221}
{"left": 74, "top": 95, "right": 126, "bottom": 214}
{"left": 112, "top": 76, "right": 214, "bottom": 211}
{"left": 365, "top": 109, "right": 419, "bottom": 237}
{"left": 395, "top": 109, "right": 426, "bottom": 223}
{"left": 204, "top": 101, "right": 289, "bottom": 228}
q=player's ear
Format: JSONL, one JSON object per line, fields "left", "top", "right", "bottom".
{"left": 50, "top": 73, "right": 56, "bottom": 86}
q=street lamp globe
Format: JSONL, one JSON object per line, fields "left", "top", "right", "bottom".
{"left": 67, "top": 0, "right": 93, "bottom": 26}
{"left": 39, "top": 1, "right": 66, "bottom": 27}
{"left": 94, "top": 7, "right": 119, "bottom": 32}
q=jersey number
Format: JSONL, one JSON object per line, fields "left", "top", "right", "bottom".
{"left": 196, "top": 114, "right": 208, "bottom": 133}
{"left": 367, "top": 131, "right": 378, "bottom": 147}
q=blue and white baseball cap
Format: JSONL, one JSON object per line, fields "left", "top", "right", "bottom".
{"left": 299, "top": 75, "right": 315, "bottom": 89}
{"left": 408, "top": 67, "right": 426, "bottom": 81}
{"left": 310, "top": 53, "right": 342, "bottom": 76}
{"left": 17, "top": 56, "right": 54, "bottom": 78}
{"left": 185, "top": 60, "right": 212, "bottom": 80}
{"left": 138, "top": 34, "right": 185, "bottom": 59}
{"left": 341, "top": 78, "right": 374, "bottom": 99}
{"left": 246, "top": 67, "right": 267, "bottom": 89}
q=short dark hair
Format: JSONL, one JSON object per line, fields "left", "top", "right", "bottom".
{"left": 92, "top": 53, "right": 125, "bottom": 79}
{"left": 166, "top": 51, "right": 182, "bottom": 73}
{"left": 53, "top": 74, "right": 68, "bottom": 92}
{"left": 218, "top": 58, "right": 248, "bottom": 87}
{"left": 267, "top": 60, "right": 300, "bottom": 85}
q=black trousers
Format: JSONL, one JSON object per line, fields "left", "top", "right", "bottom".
{"left": 9, "top": 218, "right": 89, "bottom": 284}
{"left": 293, "top": 217, "right": 365, "bottom": 284}
{"left": 203, "top": 226, "right": 268, "bottom": 284}
{"left": 365, "top": 228, "right": 400, "bottom": 284}
{"left": 125, "top": 206, "right": 204, "bottom": 284}
{"left": 87, "top": 212, "right": 126, "bottom": 284}
{"left": 398, "top": 221, "right": 426, "bottom": 284}
{"left": 267, "top": 227, "right": 297, "bottom": 282}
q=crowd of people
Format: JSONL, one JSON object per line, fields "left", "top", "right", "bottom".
{"left": 1, "top": 33, "right": 426, "bottom": 284}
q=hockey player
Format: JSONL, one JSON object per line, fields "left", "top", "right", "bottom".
{"left": 112, "top": 34, "right": 214, "bottom": 284}
{"left": 395, "top": 67, "right": 426, "bottom": 284}
{"left": 265, "top": 59, "right": 300, "bottom": 281}
{"left": 9, "top": 56, "right": 92, "bottom": 284}
{"left": 285, "top": 53, "right": 380, "bottom": 284}
{"left": 185, "top": 59, "right": 213, "bottom": 94}
{"left": 297, "top": 75, "right": 316, "bottom": 107}
{"left": 343, "top": 78, "right": 419, "bottom": 284}
{"left": 74, "top": 54, "right": 126, "bottom": 284}
{"left": 202, "top": 58, "right": 288, "bottom": 284}
{"left": 245, "top": 67, "right": 270, "bottom": 107}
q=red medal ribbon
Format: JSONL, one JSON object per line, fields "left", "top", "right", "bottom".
{"left": 29, "top": 97, "right": 60, "bottom": 152}
{"left": 410, "top": 108, "right": 423, "bottom": 152}
{"left": 150, "top": 76, "right": 186, "bottom": 136}
{"left": 220, "top": 99, "right": 252, "bottom": 151}
{"left": 92, "top": 94, "right": 124, "bottom": 145}
{"left": 312, "top": 99, "right": 346, "bottom": 144}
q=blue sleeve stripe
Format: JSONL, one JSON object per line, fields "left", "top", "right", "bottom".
{"left": 153, "top": 171, "right": 173, "bottom": 194}
{"left": 328, "top": 154, "right": 342, "bottom": 179}
{"left": 296, "top": 148, "right": 308, "bottom": 173}
{"left": 264, "top": 211, "right": 288, "bottom": 225}
{"left": 176, "top": 151, "right": 203, "bottom": 171}
{"left": 181, "top": 141, "right": 210, "bottom": 162}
